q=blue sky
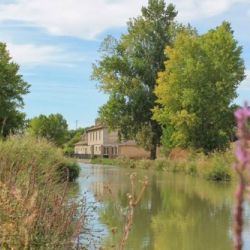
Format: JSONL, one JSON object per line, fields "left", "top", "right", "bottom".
{"left": 0, "top": 0, "right": 249, "bottom": 129}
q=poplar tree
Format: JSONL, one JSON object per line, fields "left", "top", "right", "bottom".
{"left": 153, "top": 22, "right": 245, "bottom": 152}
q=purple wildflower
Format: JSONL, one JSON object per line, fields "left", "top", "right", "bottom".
{"left": 233, "top": 102, "right": 250, "bottom": 250}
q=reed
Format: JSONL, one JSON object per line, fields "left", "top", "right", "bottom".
{"left": 0, "top": 135, "right": 84, "bottom": 249}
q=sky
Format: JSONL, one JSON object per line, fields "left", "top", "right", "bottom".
{"left": 0, "top": 0, "right": 249, "bottom": 129}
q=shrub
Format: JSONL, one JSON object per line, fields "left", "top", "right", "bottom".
{"left": 154, "top": 159, "right": 166, "bottom": 171}
{"left": 137, "top": 159, "right": 152, "bottom": 169}
{"left": 57, "top": 161, "right": 80, "bottom": 182}
{"left": 202, "top": 154, "right": 232, "bottom": 181}
{"left": 204, "top": 163, "right": 231, "bottom": 181}
{"left": 0, "top": 135, "right": 80, "bottom": 182}
{"left": 0, "top": 135, "right": 83, "bottom": 248}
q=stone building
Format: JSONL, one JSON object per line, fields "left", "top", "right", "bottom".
{"left": 74, "top": 120, "right": 150, "bottom": 159}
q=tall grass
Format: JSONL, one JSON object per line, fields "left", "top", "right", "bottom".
{"left": 91, "top": 148, "right": 235, "bottom": 182}
{"left": 0, "top": 136, "right": 83, "bottom": 249}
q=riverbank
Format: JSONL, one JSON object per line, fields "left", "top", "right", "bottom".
{"left": 91, "top": 148, "right": 235, "bottom": 182}
{"left": 0, "top": 135, "right": 83, "bottom": 248}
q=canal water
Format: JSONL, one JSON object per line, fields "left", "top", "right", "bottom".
{"left": 76, "top": 163, "right": 250, "bottom": 250}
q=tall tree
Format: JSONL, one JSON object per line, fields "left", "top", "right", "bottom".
{"left": 0, "top": 43, "right": 30, "bottom": 137}
{"left": 28, "top": 114, "right": 68, "bottom": 146}
{"left": 153, "top": 22, "right": 245, "bottom": 152}
{"left": 92, "top": 0, "right": 177, "bottom": 159}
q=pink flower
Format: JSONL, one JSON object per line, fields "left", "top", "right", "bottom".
{"left": 234, "top": 102, "right": 250, "bottom": 120}
{"left": 236, "top": 145, "right": 249, "bottom": 165}
{"left": 233, "top": 102, "right": 250, "bottom": 250}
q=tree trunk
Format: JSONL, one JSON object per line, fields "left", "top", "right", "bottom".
{"left": 150, "top": 143, "right": 157, "bottom": 160}
{"left": 149, "top": 120, "right": 161, "bottom": 160}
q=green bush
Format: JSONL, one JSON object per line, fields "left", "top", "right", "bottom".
{"left": 0, "top": 135, "right": 80, "bottom": 183}
{"left": 0, "top": 135, "right": 83, "bottom": 248}
{"left": 57, "top": 161, "right": 80, "bottom": 182}
{"left": 202, "top": 155, "right": 232, "bottom": 181}
{"left": 137, "top": 159, "right": 152, "bottom": 169}
{"left": 154, "top": 159, "right": 166, "bottom": 171}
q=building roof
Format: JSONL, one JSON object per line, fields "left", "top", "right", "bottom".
{"left": 86, "top": 124, "right": 105, "bottom": 132}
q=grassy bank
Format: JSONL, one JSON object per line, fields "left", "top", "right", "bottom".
{"left": 0, "top": 136, "right": 82, "bottom": 249}
{"left": 91, "top": 149, "right": 235, "bottom": 182}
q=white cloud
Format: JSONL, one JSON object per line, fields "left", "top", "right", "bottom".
{"left": 0, "top": 0, "right": 144, "bottom": 40}
{"left": 7, "top": 43, "right": 62, "bottom": 65}
{"left": 6, "top": 42, "right": 87, "bottom": 67}
{"left": 174, "top": 0, "right": 248, "bottom": 21}
{"left": 0, "top": 0, "right": 248, "bottom": 40}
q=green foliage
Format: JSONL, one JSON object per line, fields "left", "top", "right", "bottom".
{"left": 0, "top": 135, "right": 80, "bottom": 182}
{"left": 186, "top": 162, "right": 197, "bottom": 175}
{"left": 0, "top": 135, "right": 81, "bottom": 248}
{"left": 91, "top": 158, "right": 117, "bottom": 166}
{"left": 28, "top": 113, "right": 68, "bottom": 146}
{"left": 152, "top": 159, "right": 165, "bottom": 171}
{"left": 57, "top": 161, "right": 80, "bottom": 182}
{"left": 203, "top": 163, "right": 231, "bottom": 181}
{"left": 137, "top": 159, "right": 152, "bottom": 169}
{"left": 63, "top": 127, "right": 85, "bottom": 156}
{"left": 92, "top": 0, "right": 178, "bottom": 159}
{"left": 160, "top": 125, "right": 175, "bottom": 154}
{"left": 153, "top": 22, "right": 245, "bottom": 152}
{"left": 91, "top": 148, "right": 234, "bottom": 182}
{"left": 0, "top": 42, "right": 30, "bottom": 137}
{"left": 201, "top": 151, "right": 233, "bottom": 181}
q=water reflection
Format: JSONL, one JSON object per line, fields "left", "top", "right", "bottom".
{"left": 78, "top": 163, "right": 250, "bottom": 250}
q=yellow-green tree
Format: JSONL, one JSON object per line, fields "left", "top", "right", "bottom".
{"left": 153, "top": 22, "right": 245, "bottom": 152}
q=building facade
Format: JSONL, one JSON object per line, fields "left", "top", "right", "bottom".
{"left": 74, "top": 120, "right": 150, "bottom": 159}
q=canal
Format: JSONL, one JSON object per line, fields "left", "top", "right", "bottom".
{"left": 76, "top": 163, "right": 250, "bottom": 250}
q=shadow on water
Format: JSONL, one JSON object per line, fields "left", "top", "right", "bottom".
{"left": 76, "top": 163, "right": 250, "bottom": 250}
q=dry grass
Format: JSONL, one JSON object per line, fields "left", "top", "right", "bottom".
{"left": 119, "top": 173, "right": 148, "bottom": 250}
{"left": 0, "top": 135, "right": 84, "bottom": 249}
